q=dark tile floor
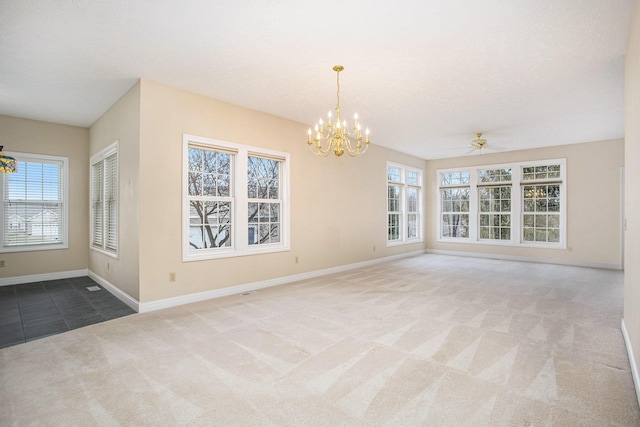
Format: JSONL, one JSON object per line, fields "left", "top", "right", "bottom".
{"left": 0, "top": 276, "right": 136, "bottom": 349}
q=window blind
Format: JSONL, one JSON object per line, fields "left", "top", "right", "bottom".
{"left": 3, "top": 159, "right": 64, "bottom": 247}
{"left": 90, "top": 143, "right": 118, "bottom": 255}
{"left": 104, "top": 153, "right": 117, "bottom": 252}
{"left": 91, "top": 162, "right": 103, "bottom": 247}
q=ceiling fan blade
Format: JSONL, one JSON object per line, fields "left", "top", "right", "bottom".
{"left": 486, "top": 145, "right": 506, "bottom": 152}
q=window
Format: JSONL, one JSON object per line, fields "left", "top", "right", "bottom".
{"left": 478, "top": 168, "right": 512, "bottom": 241}
{"left": 437, "top": 159, "right": 565, "bottom": 248}
{"left": 387, "top": 162, "right": 423, "bottom": 245}
{"left": 1, "top": 153, "right": 68, "bottom": 252}
{"left": 440, "top": 171, "right": 470, "bottom": 238}
{"left": 183, "top": 135, "right": 290, "bottom": 261}
{"left": 247, "top": 156, "right": 281, "bottom": 246}
{"left": 91, "top": 142, "right": 118, "bottom": 256}
{"left": 521, "top": 164, "right": 562, "bottom": 244}
{"left": 187, "top": 146, "right": 232, "bottom": 250}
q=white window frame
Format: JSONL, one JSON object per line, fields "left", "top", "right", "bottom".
{"left": 437, "top": 158, "right": 566, "bottom": 248}
{"left": 182, "top": 134, "right": 290, "bottom": 261}
{"left": 386, "top": 161, "right": 423, "bottom": 246}
{"left": 90, "top": 141, "right": 119, "bottom": 258}
{"left": 478, "top": 168, "right": 513, "bottom": 241}
{"left": 0, "top": 152, "right": 69, "bottom": 253}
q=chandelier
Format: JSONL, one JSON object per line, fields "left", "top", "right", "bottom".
{"left": 307, "top": 65, "right": 370, "bottom": 157}
{"left": 0, "top": 146, "right": 17, "bottom": 173}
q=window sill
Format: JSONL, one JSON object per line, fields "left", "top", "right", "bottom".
{"left": 1, "top": 242, "right": 68, "bottom": 253}
{"left": 436, "top": 237, "right": 566, "bottom": 249}
{"left": 183, "top": 244, "right": 291, "bottom": 262}
{"left": 387, "top": 239, "right": 423, "bottom": 248}
{"left": 90, "top": 246, "right": 119, "bottom": 259}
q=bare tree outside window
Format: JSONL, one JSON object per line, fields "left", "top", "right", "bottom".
{"left": 247, "top": 156, "right": 281, "bottom": 245}
{"left": 188, "top": 147, "right": 232, "bottom": 249}
{"left": 441, "top": 187, "right": 470, "bottom": 238}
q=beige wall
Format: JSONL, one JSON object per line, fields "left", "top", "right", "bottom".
{"left": 0, "top": 115, "right": 89, "bottom": 278}
{"left": 89, "top": 82, "right": 141, "bottom": 300}
{"left": 624, "top": 0, "right": 640, "bottom": 400}
{"left": 137, "top": 79, "right": 426, "bottom": 303}
{"left": 426, "top": 139, "right": 624, "bottom": 268}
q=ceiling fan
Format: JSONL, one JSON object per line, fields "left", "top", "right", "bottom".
{"left": 450, "top": 132, "right": 505, "bottom": 155}
{"left": 470, "top": 132, "right": 488, "bottom": 150}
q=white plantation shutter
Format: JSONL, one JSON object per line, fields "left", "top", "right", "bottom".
{"left": 1, "top": 154, "right": 68, "bottom": 252}
{"left": 91, "top": 162, "right": 103, "bottom": 247}
{"left": 90, "top": 142, "right": 118, "bottom": 256}
{"left": 104, "top": 153, "right": 117, "bottom": 252}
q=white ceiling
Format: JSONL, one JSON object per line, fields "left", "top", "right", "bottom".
{"left": 0, "top": 0, "right": 634, "bottom": 160}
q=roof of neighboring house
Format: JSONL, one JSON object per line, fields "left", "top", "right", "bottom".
{"left": 27, "top": 209, "right": 58, "bottom": 222}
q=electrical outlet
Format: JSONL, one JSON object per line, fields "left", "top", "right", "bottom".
{"left": 169, "top": 272, "right": 176, "bottom": 282}
{"left": 295, "top": 256, "right": 299, "bottom": 264}
{"left": 0, "top": 260, "right": 5, "bottom": 268}
{"left": 373, "top": 245, "right": 376, "bottom": 251}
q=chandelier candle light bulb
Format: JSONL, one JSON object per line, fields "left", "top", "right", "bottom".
{"left": 0, "top": 146, "right": 17, "bottom": 173}
{"left": 306, "top": 65, "right": 371, "bottom": 157}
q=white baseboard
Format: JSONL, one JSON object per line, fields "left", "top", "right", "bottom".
{"left": 621, "top": 319, "right": 640, "bottom": 410}
{"left": 426, "top": 249, "right": 622, "bottom": 270}
{"left": 0, "top": 269, "right": 89, "bottom": 287}
{"left": 138, "top": 249, "right": 427, "bottom": 313}
{"left": 87, "top": 271, "right": 140, "bottom": 312}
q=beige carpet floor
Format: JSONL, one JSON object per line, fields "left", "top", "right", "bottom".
{"left": 1, "top": 254, "right": 639, "bottom": 426}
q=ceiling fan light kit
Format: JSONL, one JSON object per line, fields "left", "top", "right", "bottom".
{"left": 472, "top": 132, "right": 488, "bottom": 150}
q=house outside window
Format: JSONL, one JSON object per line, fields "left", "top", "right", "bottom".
{"left": 183, "top": 134, "right": 290, "bottom": 261}
{"left": 437, "top": 159, "right": 566, "bottom": 248}
{"left": 90, "top": 142, "right": 118, "bottom": 257}
{"left": 387, "top": 162, "right": 423, "bottom": 245}
{"left": 1, "top": 153, "right": 68, "bottom": 253}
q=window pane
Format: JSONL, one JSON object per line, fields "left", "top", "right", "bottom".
{"left": 479, "top": 168, "right": 512, "bottom": 183}
{"left": 270, "top": 224, "right": 280, "bottom": 243}
{"left": 406, "top": 171, "right": 419, "bottom": 185}
{"left": 441, "top": 171, "right": 470, "bottom": 185}
{"left": 190, "top": 202, "right": 203, "bottom": 225}
{"left": 523, "top": 227, "right": 534, "bottom": 241}
{"left": 388, "top": 213, "right": 400, "bottom": 240}
{"left": 388, "top": 166, "right": 401, "bottom": 182}
{"left": 407, "top": 214, "right": 418, "bottom": 238}
{"left": 203, "top": 174, "right": 216, "bottom": 196}
{"left": 190, "top": 225, "right": 204, "bottom": 249}
{"left": 247, "top": 177, "right": 258, "bottom": 198}
{"left": 248, "top": 202, "right": 258, "bottom": 223}
{"left": 188, "top": 172, "right": 202, "bottom": 196}
{"left": 270, "top": 203, "right": 280, "bottom": 222}
{"left": 218, "top": 225, "right": 232, "bottom": 247}
{"left": 217, "top": 175, "right": 230, "bottom": 197}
